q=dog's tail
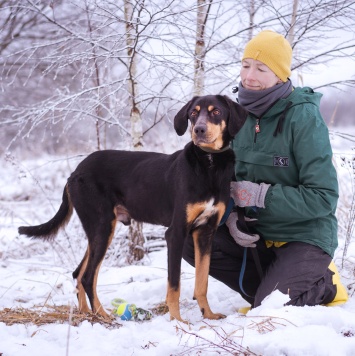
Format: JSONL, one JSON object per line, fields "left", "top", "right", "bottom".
{"left": 18, "top": 185, "right": 73, "bottom": 241}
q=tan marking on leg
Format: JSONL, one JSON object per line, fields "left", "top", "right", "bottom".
{"left": 76, "top": 248, "right": 90, "bottom": 314}
{"left": 166, "top": 282, "right": 187, "bottom": 323}
{"left": 91, "top": 260, "right": 110, "bottom": 318}
{"left": 192, "top": 230, "right": 226, "bottom": 320}
{"left": 91, "top": 219, "right": 117, "bottom": 319}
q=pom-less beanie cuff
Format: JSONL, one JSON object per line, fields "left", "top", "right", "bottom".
{"left": 242, "top": 30, "right": 292, "bottom": 82}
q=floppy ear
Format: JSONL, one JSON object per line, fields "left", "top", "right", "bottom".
{"left": 174, "top": 97, "right": 196, "bottom": 136}
{"left": 223, "top": 95, "right": 248, "bottom": 137}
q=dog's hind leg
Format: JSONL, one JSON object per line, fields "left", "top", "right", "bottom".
{"left": 72, "top": 248, "right": 91, "bottom": 314}
{"left": 68, "top": 178, "right": 117, "bottom": 319}
{"left": 80, "top": 216, "right": 117, "bottom": 319}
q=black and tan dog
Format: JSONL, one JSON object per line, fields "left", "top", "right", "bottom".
{"left": 18, "top": 95, "right": 247, "bottom": 322}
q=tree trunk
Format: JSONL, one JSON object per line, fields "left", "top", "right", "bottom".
{"left": 288, "top": 0, "right": 301, "bottom": 85}
{"left": 287, "top": 0, "right": 298, "bottom": 47}
{"left": 86, "top": 1, "right": 103, "bottom": 150}
{"left": 124, "top": 0, "right": 145, "bottom": 262}
{"left": 194, "top": 0, "right": 211, "bottom": 96}
{"left": 248, "top": 0, "right": 255, "bottom": 41}
{"left": 127, "top": 220, "right": 145, "bottom": 263}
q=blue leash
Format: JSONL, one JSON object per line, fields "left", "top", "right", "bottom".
{"left": 239, "top": 247, "right": 253, "bottom": 298}
{"left": 219, "top": 198, "right": 254, "bottom": 297}
{"left": 221, "top": 204, "right": 264, "bottom": 299}
{"left": 239, "top": 246, "right": 264, "bottom": 298}
{"left": 218, "top": 197, "right": 235, "bottom": 226}
{"left": 236, "top": 207, "right": 264, "bottom": 298}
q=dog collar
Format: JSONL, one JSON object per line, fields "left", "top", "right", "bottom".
{"left": 198, "top": 145, "right": 231, "bottom": 154}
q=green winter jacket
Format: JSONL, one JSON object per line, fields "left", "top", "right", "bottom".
{"left": 231, "top": 87, "right": 339, "bottom": 257}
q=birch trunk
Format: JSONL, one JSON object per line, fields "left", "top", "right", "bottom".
{"left": 248, "top": 0, "right": 255, "bottom": 41}
{"left": 194, "top": 0, "right": 211, "bottom": 96}
{"left": 287, "top": 0, "right": 298, "bottom": 47}
{"left": 124, "top": 0, "right": 145, "bottom": 262}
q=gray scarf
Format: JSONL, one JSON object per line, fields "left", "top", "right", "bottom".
{"left": 237, "top": 80, "right": 293, "bottom": 117}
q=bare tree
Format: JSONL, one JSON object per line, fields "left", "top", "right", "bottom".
{"left": 286, "top": 0, "right": 298, "bottom": 47}
{"left": 124, "top": 0, "right": 144, "bottom": 150}
{"left": 124, "top": 0, "right": 145, "bottom": 261}
{"left": 263, "top": 0, "right": 355, "bottom": 89}
{"left": 2, "top": 1, "right": 355, "bottom": 151}
{"left": 85, "top": 0, "right": 106, "bottom": 150}
{"left": 194, "top": 0, "right": 212, "bottom": 95}
{"left": 0, "top": 1, "right": 132, "bottom": 153}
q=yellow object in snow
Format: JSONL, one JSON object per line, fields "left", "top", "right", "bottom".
{"left": 325, "top": 261, "right": 349, "bottom": 306}
{"left": 238, "top": 306, "right": 251, "bottom": 314}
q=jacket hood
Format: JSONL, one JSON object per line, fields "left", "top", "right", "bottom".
{"left": 262, "top": 86, "right": 322, "bottom": 119}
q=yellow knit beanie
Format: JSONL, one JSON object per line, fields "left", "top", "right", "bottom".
{"left": 242, "top": 30, "right": 292, "bottom": 82}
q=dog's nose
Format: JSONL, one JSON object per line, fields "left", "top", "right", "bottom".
{"left": 194, "top": 125, "right": 207, "bottom": 135}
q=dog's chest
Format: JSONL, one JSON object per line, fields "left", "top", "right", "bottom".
{"left": 186, "top": 198, "right": 225, "bottom": 228}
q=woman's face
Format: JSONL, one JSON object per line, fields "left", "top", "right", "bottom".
{"left": 240, "top": 58, "right": 282, "bottom": 90}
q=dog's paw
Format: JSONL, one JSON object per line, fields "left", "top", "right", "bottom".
{"left": 170, "top": 314, "right": 190, "bottom": 324}
{"left": 203, "top": 311, "right": 226, "bottom": 320}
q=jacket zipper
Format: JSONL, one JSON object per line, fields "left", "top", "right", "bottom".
{"left": 254, "top": 118, "right": 260, "bottom": 143}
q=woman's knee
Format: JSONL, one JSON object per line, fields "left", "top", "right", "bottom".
{"left": 253, "top": 242, "right": 333, "bottom": 307}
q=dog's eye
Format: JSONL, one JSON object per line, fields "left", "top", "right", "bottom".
{"left": 191, "top": 110, "right": 198, "bottom": 117}
{"left": 212, "top": 109, "right": 221, "bottom": 115}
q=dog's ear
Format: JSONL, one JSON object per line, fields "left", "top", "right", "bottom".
{"left": 174, "top": 97, "right": 196, "bottom": 136}
{"left": 223, "top": 95, "right": 248, "bottom": 137}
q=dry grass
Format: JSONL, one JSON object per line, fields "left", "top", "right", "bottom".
{"left": 150, "top": 301, "right": 169, "bottom": 316}
{"left": 247, "top": 316, "right": 295, "bottom": 334}
{"left": 0, "top": 304, "right": 122, "bottom": 329}
{"left": 175, "top": 320, "right": 259, "bottom": 356}
{"left": 0, "top": 302, "right": 169, "bottom": 328}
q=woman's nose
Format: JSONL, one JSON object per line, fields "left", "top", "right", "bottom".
{"left": 245, "top": 68, "right": 257, "bottom": 81}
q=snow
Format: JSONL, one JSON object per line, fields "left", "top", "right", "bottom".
{"left": 1, "top": 131, "right": 355, "bottom": 356}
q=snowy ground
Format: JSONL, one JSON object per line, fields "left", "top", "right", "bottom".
{"left": 1, "top": 129, "right": 355, "bottom": 356}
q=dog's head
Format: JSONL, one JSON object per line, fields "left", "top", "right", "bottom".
{"left": 174, "top": 95, "right": 248, "bottom": 151}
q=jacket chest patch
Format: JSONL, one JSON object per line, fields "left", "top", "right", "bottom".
{"left": 273, "top": 156, "right": 289, "bottom": 167}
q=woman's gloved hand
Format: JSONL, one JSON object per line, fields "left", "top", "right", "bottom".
{"left": 225, "top": 212, "right": 260, "bottom": 248}
{"left": 230, "top": 181, "right": 270, "bottom": 208}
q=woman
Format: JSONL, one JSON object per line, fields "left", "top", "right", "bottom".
{"left": 183, "top": 30, "right": 347, "bottom": 309}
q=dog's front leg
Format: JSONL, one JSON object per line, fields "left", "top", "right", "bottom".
{"left": 192, "top": 229, "right": 226, "bottom": 320}
{"left": 165, "top": 227, "right": 187, "bottom": 323}
{"left": 166, "top": 284, "right": 186, "bottom": 323}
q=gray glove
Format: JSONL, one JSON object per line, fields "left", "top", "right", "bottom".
{"left": 230, "top": 181, "right": 270, "bottom": 208}
{"left": 225, "top": 212, "right": 260, "bottom": 248}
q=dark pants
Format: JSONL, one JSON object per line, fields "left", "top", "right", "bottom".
{"left": 182, "top": 224, "right": 336, "bottom": 307}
